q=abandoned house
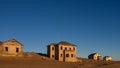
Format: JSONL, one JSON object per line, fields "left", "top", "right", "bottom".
{"left": 103, "top": 56, "right": 112, "bottom": 61}
{"left": 0, "top": 39, "right": 23, "bottom": 56}
{"left": 88, "top": 53, "right": 102, "bottom": 60}
{"left": 47, "top": 41, "right": 77, "bottom": 62}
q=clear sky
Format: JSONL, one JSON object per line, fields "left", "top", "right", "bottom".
{"left": 0, "top": 0, "right": 120, "bottom": 60}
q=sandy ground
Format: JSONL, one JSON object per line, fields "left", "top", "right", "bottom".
{"left": 0, "top": 57, "right": 78, "bottom": 68}
{"left": 0, "top": 53, "right": 120, "bottom": 68}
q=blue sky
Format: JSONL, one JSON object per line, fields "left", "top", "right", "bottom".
{"left": 0, "top": 0, "right": 120, "bottom": 60}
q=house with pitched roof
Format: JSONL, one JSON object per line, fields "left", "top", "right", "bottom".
{"left": 0, "top": 39, "right": 23, "bottom": 56}
{"left": 103, "top": 56, "right": 112, "bottom": 61}
{"left": 47, "top": 41, "right": 77, "bottom": 62}
{"left": 88, "top": 52, "right": 102, "bottom": 60}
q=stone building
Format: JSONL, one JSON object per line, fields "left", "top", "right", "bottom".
{"left": 88, "top": 53, "right": 101, "bottom": 60}
{"left": 0, "top": 39, "right": 23, "bottom": 56}
{"left": 47, "top": 41, "right": 77, "bottom": 62}
{"left": 103, "top": 56, "right": 112, "bottom": 61}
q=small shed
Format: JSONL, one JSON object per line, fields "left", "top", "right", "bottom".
{"left": 103, "top": 56, "right": 112, "bottom": 61}
{"left": 88, "top": 53, "right": 101, "bottom": 60}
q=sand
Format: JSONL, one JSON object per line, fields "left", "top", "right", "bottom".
{"left": 0, "top": 53, "right": 120, "bottom": 68}
{"left": 0, "top": 57, "right": 79, "bottom": 68}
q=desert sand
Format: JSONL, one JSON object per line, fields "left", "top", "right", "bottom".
{"left": 0, "top": 52, "right": 120, "bottom": 68}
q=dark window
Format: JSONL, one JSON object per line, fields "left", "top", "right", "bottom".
{"left": 71, "top": 54, "right": 74, "bottom": 57}
{"left": 61, "top": 54, "right": 63, "bottom": 57}
{"left": 5, "top": 47, "right": 8, "bottom": 52}
{"left": 61, "top": 46, "right": 63, "bottom": 50}
{"left": 52, "top": 55, "right": 54, "bottom": 58}
{"left": 52, "top": 47, "right": 54, "bottom": 50}
{"left": 66, "top": 54, "right": 69, "bottom": 57}
{"left": 69, "top": 48, "right": 71, "bottom": 50}
{"left": 65, "top": 48, "right": 67, "bottom": 50}
{"left": 16, "top": 48, "right": 19, "bottom": 52}
{"left": 73, "top": 47, "right": 75, "bottom": 50}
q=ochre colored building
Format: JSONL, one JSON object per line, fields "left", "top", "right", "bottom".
{"left": 47, "top": 41, "right": 77, "bottom": 62}
{"left": 88, "top": 53, "right": 101, "bottom": 60}
{"left": 103, "top": 56, "right": 112, "bottom": 61}
{"left": 0, "top": 39, "right": 23, "bottom": 56}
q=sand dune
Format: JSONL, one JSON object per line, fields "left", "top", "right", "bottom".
{"left": 0, "top": 53, "right": 120, "bottom": 68}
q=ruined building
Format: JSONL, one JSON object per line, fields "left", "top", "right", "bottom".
{"left": 0, "top": 39, "right": 23, "bottom": 56}
{"left": 47, "top": 41, "right": 77, "bottom": 62}
{"left": 88, "top": 53, "right": 101, "bottom": 60}
{"left": 103, "top": 56, "right": 112, "bottom": 61}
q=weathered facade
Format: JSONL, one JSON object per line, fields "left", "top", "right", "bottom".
{"left": 103, "top": 56, "right": 112, "bottom": 61}
{"left": 47, "top": 41, "right": 77, "bottom": 62}
{"left": 0, "top": 39, "right": 23, "bottom": 56}
{"left": 88, "top": 53, "right": 101, "bottom": 60}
